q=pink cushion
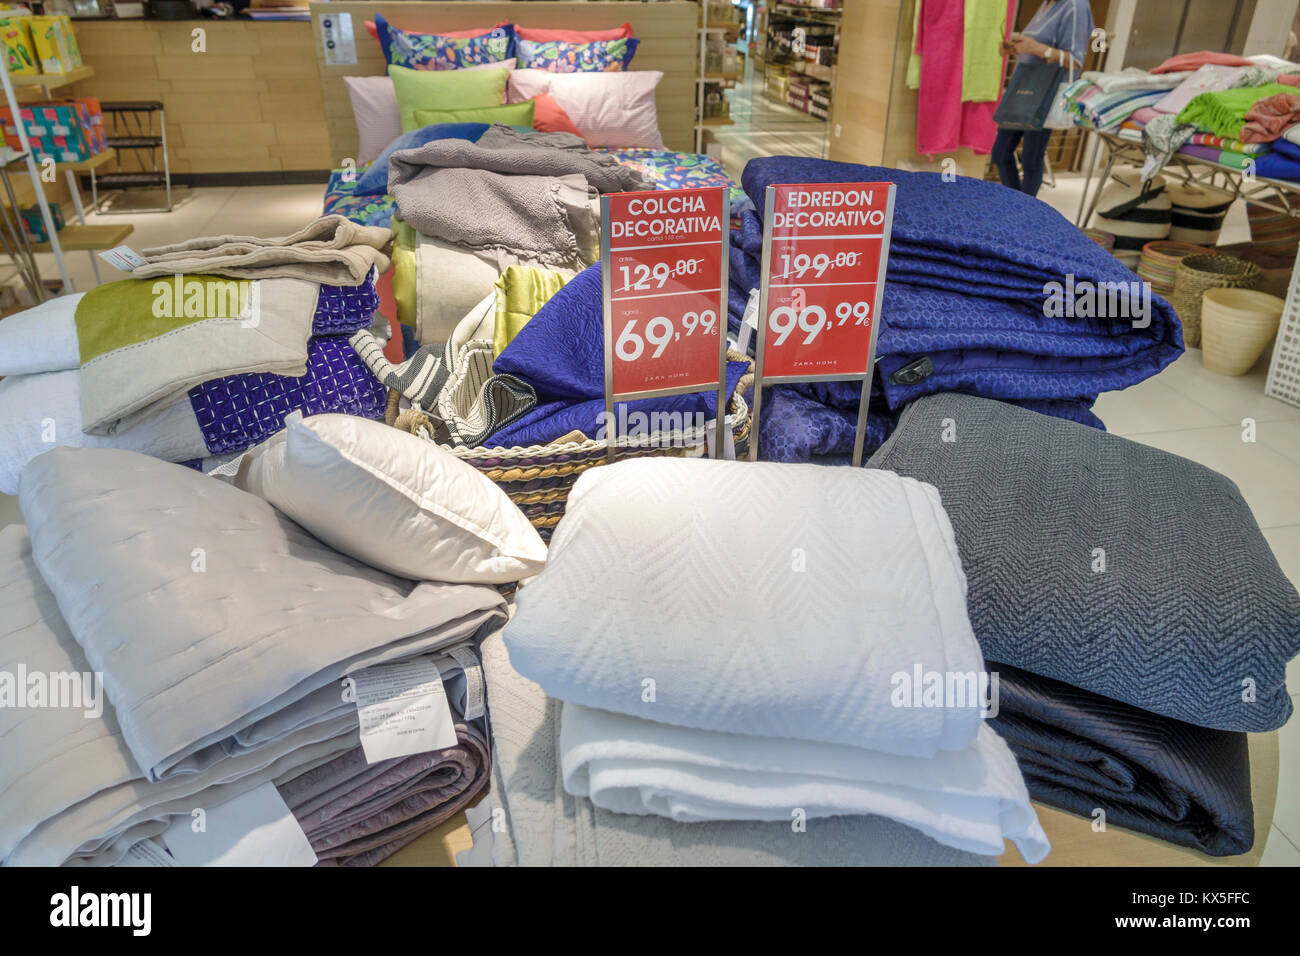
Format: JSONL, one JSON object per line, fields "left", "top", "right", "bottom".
{"left": 508, "top": 69, "right": 664, "bottom": 148}
{"left": 346, "top": 61, "right": 516, "bottom": 164}
{"left": 514, "top": 22, "right": 633, "bottom": 43}
{"left": 529, "top": 92, "right": 584, "bottom": 138}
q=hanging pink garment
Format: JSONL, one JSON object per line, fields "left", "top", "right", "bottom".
{"left": 916, "top": 0, "right": 1010, "bottom": 157}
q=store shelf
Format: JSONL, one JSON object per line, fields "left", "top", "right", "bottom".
{"left": 698, "top": 117, "right": 735, "bottom": 128}
{"left": 9, "top": 66, "right": 95, "bottom": 90}
{"left": 3, "top": 147, "right": 116, "bottom": 173}
{"left": 772, "top": 4, "right": 841, "bottom": 21}
{"left": 31, "top": 222, "right": 133, "bottom": 253}
{"left": 700, "top": 73, "right": 739, "bottom": 82}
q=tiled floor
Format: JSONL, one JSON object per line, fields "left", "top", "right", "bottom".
{"left": 1, "top": 151, "right": 1298, "bottom": 865}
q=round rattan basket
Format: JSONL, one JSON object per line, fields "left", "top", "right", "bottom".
{"left": 1171, "top": 253, "right": 1261, "bottom": 348}
{"left": 1200, "top": 287, "right": 1284, "bottom": 375}
{"left": 1137, "top": 240, "right": 1211, "bottom": 298}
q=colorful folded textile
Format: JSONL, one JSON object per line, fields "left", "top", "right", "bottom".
{"left": 1242, "top": 91, "right": 1300, "bottom": 143}
{"left": 1063, "top": 79, "right": 1167, "bottom": 130}
{"left": 1153, "top": 64, "right": 1252, "bottom": 115}
{"left": 1079, "top": 67, "right": 1191, "bottom": 93}
{"left": 1177, "top": 143, "right": 1255, "bottom": 170}
{"left": 1151, "top": 51, "right": 1253, "bottom": 75}
{"left": 1251, "top": 134, "right": 1300, "bottom": 180}
{"left": 1187, "top": 131, "right": 1270, "bottom": 153}
{"left": 1175, "top": 83, "right": 1297, "bottom": 141}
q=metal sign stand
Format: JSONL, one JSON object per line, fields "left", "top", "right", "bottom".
{"left": 749, "top": 182, "right": 896, "bottom": 467}
{"left": 600, "top": 189, "right": 732, "bottom": 461}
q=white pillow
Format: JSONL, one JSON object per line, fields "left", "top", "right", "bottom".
{"left": 238, "top": 413, "right": 546, "bottom": 584}
{"left": 0, "top": 292, "right": 84, "bottom": 376}
{"left": 346, "top": 60, "right": 518, "bottom": 165}
{"left": 508, "top": 69, "right": 665, "bottom": 148}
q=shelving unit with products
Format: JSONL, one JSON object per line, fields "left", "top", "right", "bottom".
{"left": 760, "top": 2, "right": 839, "bottom": 121}
{"left": 695, "top": 0, "right": 744, "bottom": 151}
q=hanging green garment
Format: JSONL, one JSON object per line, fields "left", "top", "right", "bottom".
{"left": 962, "top": 0, "right": 1009, "bottom": 103}
{"left": 906, "top": 0, "right": 922, "bottom": 91}
{"left": 493, "top": 265, "right": 569, "bottom": 356}
{"left": 1176, "top": 84, "right": 1297, "bottom": 141}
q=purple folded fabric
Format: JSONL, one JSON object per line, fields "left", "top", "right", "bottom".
{"left": 189, "top": 336, "right": 387, "bottom": 454}
{"left": 313, "top": 269, "right": 381, "bottom": 336}
{"left": 278, "top": 723, "right": 490, "bottom": 867}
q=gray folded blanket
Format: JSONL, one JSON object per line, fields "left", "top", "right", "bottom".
{"left": 478, "top": 628, "right": 993, "bottom": 867}
{"left": 280, "top": 721, "right": 489, "bottom": 867}
{"left": 867, "top": 392, "right": 1300, "bottom": 733}
{"left": 388, "top": 125, "right": 649, "bottom": 267}
{"left": 131, "top": 215, "right": 393, "bottom": 286}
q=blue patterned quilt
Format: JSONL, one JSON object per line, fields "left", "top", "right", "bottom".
{"left": 729, "top": 157, "right": 1184, "bottom": 462}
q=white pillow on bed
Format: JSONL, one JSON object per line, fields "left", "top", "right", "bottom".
{"left": 345, "top": 60, "right": 517, "bottom": 165}
{"left": 236, "top": 412, "right": 547, "bottom": 584}
{"left": 508, "top": 69, "right": 665, "bottom": 148}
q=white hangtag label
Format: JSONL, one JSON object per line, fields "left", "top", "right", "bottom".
{"left": 351, "top": 658, "right": 457, "bottom": 764}
{"left": 116, "top": 837, "right": 176, "bottom": 867}
{"left": 98, "top": 245, "right": 148, "bottom": 271}
{"left": 445, "top": 645, "right": 486, "bottom": 721}
{"left": 162, "top": 783, "right": 317, "bottom": 867}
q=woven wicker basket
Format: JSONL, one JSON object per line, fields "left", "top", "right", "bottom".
{"left": 1083, "top": 228, "right": 1115, "bottom": 251}
{"left": 1137, "top": 240, "right": 1211, "bottom": 298}
{"left": 1172, "top": 253, "right": 1261, "bottom": 348}
{"left": 387, "top": 361, "right": 754, "bottom": 540}
{"left": 1201, "top": 287, "right": 1284, "bottom": 376}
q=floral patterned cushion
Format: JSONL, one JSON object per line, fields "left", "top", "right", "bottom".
{"left": 517, "top": 37, "right": 638, "bottom": 72}
{"left": 381, "top": 18, "right": 516, "bottom": 70}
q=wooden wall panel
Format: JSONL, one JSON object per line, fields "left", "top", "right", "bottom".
{"left": 313, "top": 1, "right": 699, "bottom": 162}
{"left": 69, "top": 20, "right": 331, "bottom": 175}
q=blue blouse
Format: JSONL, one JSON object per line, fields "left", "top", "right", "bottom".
{"left": 1021, "top": 0, "right": 1095, "bottom": 68}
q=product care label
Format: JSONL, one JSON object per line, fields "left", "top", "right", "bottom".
{"left": 350, "top": 657, "right": 458, "bottom": 764}
{"left": 163, "top": 782, "right": 317, "bottom": 867}
{"left": 603, "top": 187, "right": 728, "bottom": 396}
{"left": 759, "top": 182, "right": 894, "bottom": 378}
{"left": 98, "top": 244, "right": 148, "bottom": 271}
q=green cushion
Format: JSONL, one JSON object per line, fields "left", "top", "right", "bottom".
{"left": 412, "top": 101, "right": 536, "bottom": 130}
{"left": 389, "top": 63, "right": 509, "bottom": 132}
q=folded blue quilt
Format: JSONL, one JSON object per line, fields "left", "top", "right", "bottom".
{"left": 488, "top": 264, "right": 749, "bottom": 447}
{"left": 990, "top": 662, "right": 1254, "bottom": 857}
{"left": 729, "top": 157, "right": 1183, "bottom": 461}
{"left": 1252, "top": 135, "right": 1300, "bottom": 181}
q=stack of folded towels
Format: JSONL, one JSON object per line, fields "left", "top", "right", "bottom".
{"left": 0, "top": 411, "right": 549, "bottom": 866}
{"left": 869, "top": 392, "right": 1300, "bottom": 855}
{"left": 476, "top": 456, "right": 1051, "bottom": 866}
{"left": 0, "top": 214, "right": 393, "bottom": 493}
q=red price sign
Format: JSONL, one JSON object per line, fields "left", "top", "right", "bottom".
{"left": 601, "top": 187, "right": 728, "bottom": 398}
{"left": 758, "top": 182, "right": 894, "bottom": 378}
{"left": 751, "top": 181, "right": 896, "bottom": 466}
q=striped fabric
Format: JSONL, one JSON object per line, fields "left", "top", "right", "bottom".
{"left": 350, "top": 327, "right": 536, "bottom": 448}
{"left": 1092, "top": 174, "right": 1171, "bottom": 267}
{"left": 1166, "top": 182, "right": 1234, "bottom": 245}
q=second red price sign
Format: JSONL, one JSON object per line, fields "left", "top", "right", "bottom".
{"left": 752, "top": 181, "right": 897, "bottom": 465}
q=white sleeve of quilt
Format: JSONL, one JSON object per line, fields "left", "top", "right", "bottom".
{"left": 559, "top": 702, "right": 1050, "bottom": 864}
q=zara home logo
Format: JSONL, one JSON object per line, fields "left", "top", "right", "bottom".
{"left": 50, "top": 887, "right": 151, "bottom": 936}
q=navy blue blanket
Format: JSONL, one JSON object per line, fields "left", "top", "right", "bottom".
{"left": 731, "top": 157, "right": 1183, "bottom": 461}
{"left": 488, "top": 264, "right": 749, "bottom": 447}
{"left": 991, "top": 662, "right": 1254, "bottom": 857}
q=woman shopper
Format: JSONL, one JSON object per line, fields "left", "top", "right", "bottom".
{"left": 991, "top": 0, "right": 1094, "bottom": 196}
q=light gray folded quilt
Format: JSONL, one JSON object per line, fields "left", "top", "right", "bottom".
{"left": 389, "top": 125, "right": 641, "bottom": 268}
{"left": 478, "top": 629, "right": 994, "bottom": 867}
{"left": 131, "top": 215, "right": 393, "bottom": 286}
{"left": 19, "top": 448, "right": 505, "bottom": 784}
{"left": 2, "top": 447, "right": 507, "bottom": 865}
